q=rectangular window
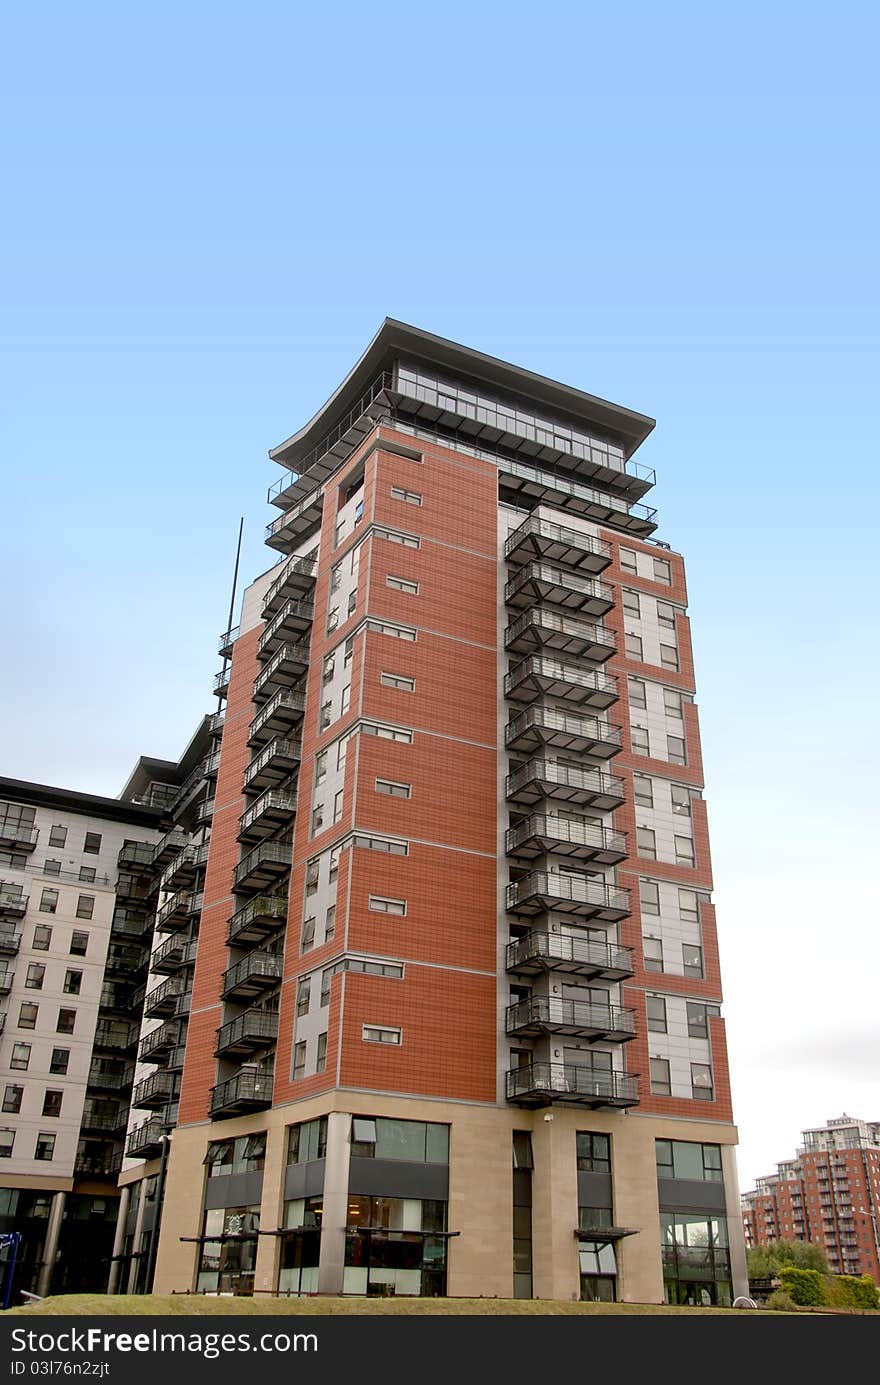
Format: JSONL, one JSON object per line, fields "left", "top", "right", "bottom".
{"left": 657, "top": 602, "right": 676, "bottom": 629}
{"left": 324, "top": 905, "right": 336, "bottom": 941}
{"left": 636, "top": 827, "right": 656, "bottom": 859}
{"left": 354, "top": 499, "right": 364, "bottom": 524}
{"left": 575, "top": 1132, "right": 610, "bottom": 1173}
{"left": 50, "top": 1048, "right": 70, "bottom": 1075}
{"left": 305, "top": 859, "right": 319, "bottom": 894}
{"left": 296, "top": 977, "right": 311, "bottom": 1017}
{"left": 639, "top": 880, "right": 660, "bottom": 915}
{"left": 2, "top": 1085, "right": 23, "bottom": 1113}
{"left": 380, "top": 672, "right": 415, "bottom": 692}
{"left": 627, "top": 677, "right": 647, "bottom": 709}
{"left": 57, "top": 1009, "right": 76, "bottom": 1034}
{"left": 329, "top": 845, "right": 340, "bottom": 880}
{"left": 691, "top": 1063, "right": 714, "bottom": 1101}
{"left": 63, "top": 970, "right": 82, "bottom": 995}
{"left": 362, "top": 1024, "right": 402, "bottom": 1045}
{"left": 375, "top": 779, "right": 411, "bottom": 799}
{"left": 386, "top": 575, "right": 419, "bottom": 594}
{"left": 622, "top": 589, "right": 640, "bottom": 617}
{"left": 650, "top": 1057, "right": 671, "bottom": 1096}
{"left": 315, "top": 1033, "right": 327, "bottom": 1074}
{"left": 79, "top": 867, "right": 96, "bottom": 884}
{"left": 311, "top": 804, "right": 325, "bottom": 836}
{"left": 620, "top": 548, "right": 638, "bottom": 573}
{"left": 319, "top": 701, "right": 332, "bottom": 731}
{"left": 39, "top": 888, "right": 59, "bottom": 914}
{"left": 682, "top": 943, "right": 704, "bottom": 978}
{"left": 346, "top": 589, "right": 357, "bottom": 618}
{"left": 625, "top": 633, "right": 643, "bottom": 661}
{"left": 0, "top": 1130, "right": 14, "bottom": 1158}
{"left": 390, "top": 486, "right": 422, "bottom": 506}
{"left": 647, "top": 996, "right": 667, "bottom": 1033}
{"left": 340, "top": 684, "right": 350, "bottom": 716}
{"left": 653, "top": 557, "right": 672, "bottom": 584}
{"left": 674, "top": 835, "right": 695, "bottom": 867}
{"left": 332, "top": 789, "right": 344, "bottom": 824}
{"left": 33, "top": 925, "right": 52, "bottom": 951}
{"left": 366, "top": 619, "right": 417, "bottom": 642}
{"left": 678, "top": 889, "right": 699, "bottom": 922}
{"left": 71, "top": 928, "right": 90, "bottom": 953}
{"left": 368, "top": 896, "right": 407, "bottom": 916}
{"left": 687, "top": 1002, "right": 709, "bottom": 1039}
{"left": 301, "top": 917, "right": 316, "bottom": 953}
{"left": 26, "top": 963, "right": 46, "bottom": 990}
{"left": 75, "top": 892, "right": 95, "bottom": 920}
{"left": 326, "top": 608, "right": 339, "bottom": 636}
{"left": 11, "top": 1043, "right": 32, "bottom": 1071}
{"left": 667, "top": 734, "right": 687, "bottom": 765}
{"left": 292, "top": 1041, "right": 307, "bottom": 1081}
{"left": 671, "top": 785, "right": 692, "bottom": 817}
{"left": 314, "top": 750, "right": 328, "bottom": 785}
{"left": 352, "top": 834, "right": 408, "bottom": 856}
{"left": 660, "top": 643, "right": 679, "bottom": 671}
{"left": 643, "top": 936, "right": 664, "bottom": 973}
{"left": 663, "top": 688, "right": 683, "bottom": 718}
{"left": 362, "top": 723, "right": 413, "bottom": 743}
{"left": 43, "top": 860, "right": 61, "bottom": 877}
{"left": 42, "top": 1090, "right": 63, "bottom": 1118}
{"left": 83, "top": 832, "right": 102, "bottom": 855}
{"left": 375, "top": 526, "right": 420, "bottom": 549}
{"left": 343, "top": 635, "right": 355, "bottom": 666}
{"left": 630, "top": 724, "right": 649, "bottom": 756}
{"left": 329, "top": 561, "right": 342, "bottom": 593}
{"left": 322, "top": 654, "right": 336, "bottom": 685}
{"left": 18, "top": 1003, "right": 38, "bottom": 1029}
{"left": 633, "top": 775, "right": 653, "bottom": 808}
{"left": 49, "top": 826, "right": 67, "bottom": 848}
{"left": 35, "top": 1133, "right": 56, "bottom": 1161}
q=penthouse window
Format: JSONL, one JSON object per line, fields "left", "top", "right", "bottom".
{"left": 350, "top": 1117, "right": 449, "bottom": 1163}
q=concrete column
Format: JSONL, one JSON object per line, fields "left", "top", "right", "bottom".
{"left": 255, "top": 1125, "right": 287, "bottom": 1295}
{"left": 317, "top": 1112, "right": 352, "bottom": 1295}
{"left": 106, "top": 1185, "right": 131, "bottom": 1293}
{"left": 723, "top": 1144, "right": 750, "bottom": 1299}
{"left": 36, "top": 1192, "right": 66, "bottom": 1297}
{"left": 126, "top": 1181, "right": 147, "bottom": 1293}
{"left": 530, "top": 1114, "right": 580, "bottom": 1300}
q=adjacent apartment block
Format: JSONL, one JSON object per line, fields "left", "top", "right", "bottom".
{"left": 741, "top": 1115, "right": 880, "bottom": 1282}
{"left": 123, "top": 320, "right": 747, "bottom": 1305}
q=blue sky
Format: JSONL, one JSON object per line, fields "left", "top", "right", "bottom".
{"left": 1, "top": 2, "right": 878, "bottom": 1194}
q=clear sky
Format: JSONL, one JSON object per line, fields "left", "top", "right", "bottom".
{"left": 1, "top": 2, "right": 878, "bottom": 1195}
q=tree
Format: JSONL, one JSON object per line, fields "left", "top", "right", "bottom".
{"left": 747, "top": 1239, "right": 828, "bottom": 1279}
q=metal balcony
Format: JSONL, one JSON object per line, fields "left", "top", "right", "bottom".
{"left": 505, "top": 563, "right": 615, "bottom": 618}
{"left": 94, "top": 1019, "right": 139, "bottom": 1053}
{"left": 74, "top": 1148, "right": 122, "bottom": 1178}
{"left": 0, "top": 926, "right": 22, "bottom": 953}
{"left": 143, "top": 976, "right": 183, "bottom": 1019}
{"left": 155, "top": 888, "right": 193, "bottom": 932}
{"left": 505, "top": 707, "right": 622, "bottom": 760}
{"left": 498, "top": 458, "right": 657, "bottom": 535}
{"left": 159, "top": 842, "right": 209, "bottom": 894}
{"left": 0, "top": 823, "right": 38, "bottom": 851}
{"left": 131, "top": 1069, "right": 176, "bottom": 1111}
{"left": 506, "top": 997, "right": 636, "bottom": 1043}
{"left": 215, "top": 1008, "right": 279, "bottom": 1058}
{"left": 221, "top": 950, "right": 283, "bottom": 1001}
{"left": 253, "top": 640, "right": 310, "bottom": 701}
{"left": 257, "top": 599, "right": 315, "bottom": 661}
{"left": 506, "top": 609, "right": 616, "bottom": 662}
{"left": 0, "top": 888, "right": 28, "bottom": 920}
{"left": 506, "top": 872, "right": 630, "bottom": 921}
{"left": 126, "top": 1117, "right": 166, "bottom": 1160}
{"left": 227, "top": 893, "right": 288, "bottom": 947}
{"left": 248, "top": 688, "right": 308, "bottom": 747}
{"left": 151, "top": 829, "right": 190, "bottom": 869}
{"left": 506, "top": 1062, "right": 639, "bottom": 1109}
{"left": 86, "top": 1064, "right": 133, "bottom": 1093}
{"left": 233, "top": 839, "right": 292, "bottom": 893}
{"left": 506, "top": 930, "right": 634, "bottom": 981}
{"left": 115, "top": 872, "right": 155, "bottom": 903}
{"left": 261, "top": 555, "right": 319, "bottom": 618}
{"left": 505, "top": 516, "right": 613, "bottom": 573}
{"left": 80, "top": 1102, "right": 126, "bottom": 1135}
{"left": 203, "top": 750, "right": 221, "bottom": 779}
{"left": 505, "top": 656, "right": 618, "bottom": 711}
{"left": 195, "top": 795, "right": 215, "bottom": 827}
{"left": 265, "top": 485, "right": 324, "bottom": 552}
{"left": 506, "top": 815, "right": 627, "bottom": 865}
{"left": 214, "top": 665, "right": 231, "bottom": 699}
{"left": 110, "top": 907, "right": 152, "bottom": 940}
{"left": 117, "top": 841, "right": 156, "bottom": 871}
{"left": 238, "top": 789, "right": 298, "bottom": 842}
{"left": 210, "top": 1067, "right": 274, "bottom": 1116}
{"left": 151, "top": 933, "right": 188, "bottom": 974}
{"left": 138, "top": 1020, "right": 179, "bottom": 1064}
{"left": 218, "top": 623, "right": 241, "bottom": 658}
{"left": 104, "top": 945, "right": 148, "bottom": 980}
{"left": 506, "top": 760, "right": 626, "bottom": 811}
{"left": 243, "top": 737, "right": 301, "bottom": 795}
{"left": 0, "top": 967, "right": 14, "bottom": 993}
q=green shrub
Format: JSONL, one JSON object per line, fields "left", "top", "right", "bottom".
{"left": 825, "top": 1274, "right": 879, "bottom": 1310}
{"left": 765, "top": 1290, "right": 797, "bottom": 1312}
{"left": 778, "top": 1266, "right": 827, "bottom": 1306}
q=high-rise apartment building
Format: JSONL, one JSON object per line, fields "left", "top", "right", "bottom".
{"left": 741, "top": 1115, "right": 880, "bottom": 1282}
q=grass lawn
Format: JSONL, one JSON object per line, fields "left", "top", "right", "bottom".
{"left": 5, "top": 1294, "right": 783, "bottom": 1316}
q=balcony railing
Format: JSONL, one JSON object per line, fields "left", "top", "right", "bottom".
{"left": 0, "top": 823, "right": 39, "bottom": 851}
{"left": 126, "top": 1117, "right": 166, "bottom": 1160}
{"left": 506, "top": 759, "right": 626, "bottom": 811}
{"left": 132, "top": 1069, "right": 176, "bottom": 1110}
{"left": 505, "top": 655, "right": 618, "bottom": 710}
{"left": 505, "top": 997, "right": 636, "bottom": 1042}
{"left": 94, "top": 1019, "right": 139, "bottom": 1053}
{"left": 257, "top": 599, "right": 315, "bottom": 661}
{"left": 151, "top": 829, "right": 190, "bottom": 869}
{"left": 74, "top": 1149, "right": 122, "bottom": 1177}
{"left": 505, "top": 562, "right": 615, "bottom": 617}
{"left": 117, "top": 841, "right": 156, "bottom": 870}
{"left": 248, "top": 688, "right": 308, "bottom": 746}
{"left": 0, "top": 967, "right": 14, "bottom": 993}
{"left": 87, "top": 1064, "right": 134, "bottom": 1093}
{"left": 143, "top": 976, "right": 183, "bottom": 1019}
{"left": 0, "top": 889, "right": 28, "bottom": 919}
{"left": 138, "top": 1020, "right": 179, "bottom": 1064}
{"left": 265, "top": 487, "right": 324, "bottom": 550}
{"left": 506, "top": 930, "right": 634, "bottom": 981}
{"left": 506, "top": 815, "right": 626, "bottom": 865}
{"left": 261, "top": 555, "right": 319, "bottom": 617}
{"left": 506, "top": 872, "right": 630, "bottom": 920}
{"left": 227, "top": 893, "right": 288, "bottom": 946}
{"left": 253, "top": 640, "right": 310, "bottom": 701}
{"left": 210, "top": 1068, "right": 274, "bottom": 1116}
{"left": 506, "top": 608, "right": 616, "bottom": 661}
{"left": 215, "top": 1009, "right": 279, "bottom": 1057}
{"left": 221, "top": 950, "right": 283, "bottom": 1000}
{"left": 233, "top": 839, "right": 292, "bottom": 893}
{"left": 218, "top": 624, "right": 241, "bottom": 658}
{"left": 214, "top": 666, "right": 230, "bottom": 698}
{"left": 497, "top": 457, "right": 657, "bottom": 535}
{"left": 505, "top": 706, "right": 622, "bottom": 759}
{"left": 0, "top": 927, "right": 22, "bottom": 954}
{"left": 506, "top": 1062, "right": 639, "bottom": 1109}
{"left": 159, "top": 842, "right": 209, "bottom": 894}
{"left": 505, "top": 515, "right": 613, "bottom": 573}
{"left": 238, "top": 789, "right": 298, "bottom": 841}
{"left": 243, "top": 737, "right": 301, "bottom": 794}
{"left": 151, "top": 933, "right": 188, "bottom": 973}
